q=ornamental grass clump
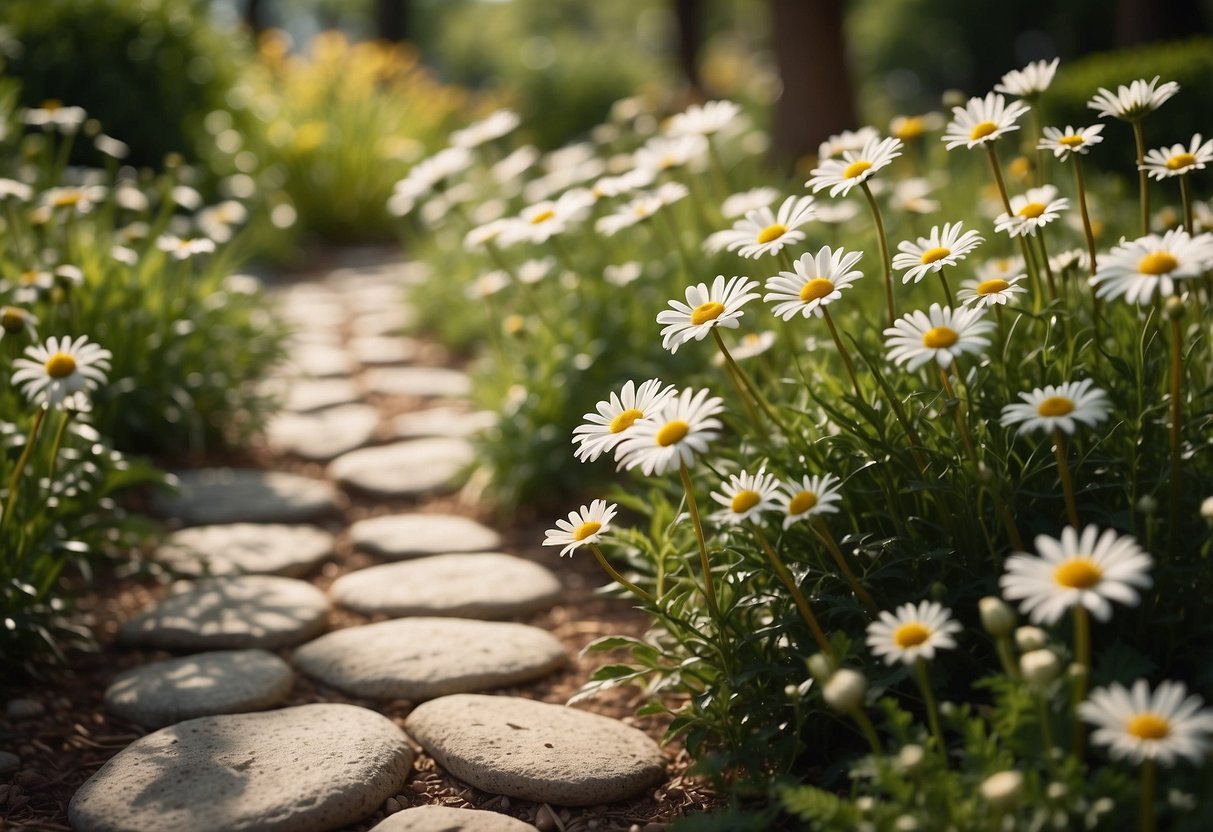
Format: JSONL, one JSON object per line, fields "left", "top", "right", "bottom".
{"left": 400, "top": 59, "right": 1213, "bottom": 828}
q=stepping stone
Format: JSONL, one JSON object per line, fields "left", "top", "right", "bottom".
{"left": 154, "top": 524, "right": 334, "bottom": 578}
{"left": 265, "top": 404, "right": 379, "bottom": 461}
{"left": 406, "top": 695, "right": 665, "bottom": 807}
{"left": 353, "top": 309, "right": 412, "bottom": 337}
{"left": 104, "top": 649, "right": 294, "bottom": 728}
{"left": 394, "top": 406, "right": 496, "bottom": 440}
{"left": 292, "top": 618, "right": 566, "bottom": 701}
{"left": 349, "top": 335, "right": 419, "bottom": 366}
{"left": 330, "top": 553, "right": 562, "bottom": 619}
{"left": 363, "top": 366, "right": 471, "bottom": 399}
{"left": 153, "top": 469, "right": 338, "bottom": 526}
{"left": 69, "top": 703, "right": 413, "bottom": 832}
{"left": 371, "top": 806, "right": 538, "bottom": 832}
{"left": 349, "top": 514, "right": 502, "bottom": 560}
{"left": 328, "top": 439, "right": 474, "bottom": 498}
{"left": 280, "top": 343, "right": 356, "bottom": 379}
{"left": 280, "top": 378, "right": 361, "bottom": 413}
{"left": 119, "top": 575, "right": 330, "bottom": 651}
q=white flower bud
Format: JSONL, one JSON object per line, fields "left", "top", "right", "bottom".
{"left": 1020, "top": 649, "right": 1061, "bottom": 690}
{"left": 1046, "top": 782, "right": 1066, "bottom": 800}
{"left": 1201, "top": 496, "right": 1213, "bottom": 521}
{"left": 807, "top": 652, "right": 835, "bottom": 683}
{"left": 980, "top": 770, "right": 1024, "bottom": 812}
{"left": 897, "top": 744, "right": 926, "bottom": 776}
{"left": 823, "top": 668, "right": 867, "bottom": 713}
{"left": 1015, "top": 625, "right": 1047, "bottom": 652}
{"left": 1136, "top": 494, "right": 1159, "bottom": 515}
{"left": 979, "top": 596, "right": 1017, "bottom": 638}
{"left": 894, "top": 817, "right": 920, "bottom": 832}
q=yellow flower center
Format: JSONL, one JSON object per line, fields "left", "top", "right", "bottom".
{"left": 656, "top": 420, "right": 689, "bottom": 447}
{"left": 52, "top": 191, "right": 82, "bottom": 208}
{"left": 1017, "top": 202, "right": 1047, "bottom": 219}
{"left": 1138, "top": 251, "right": 1178, "bottom": 276}
{"left": 788, "top": 490, "right": 818, "bottom": 516}
{"left": 1166, "top": 152, "right": 1197, "bottom": 171}
{"left": 1126, "top": 713, "right": 1171, "bottom": 741}
{"left": 920, "top": 246, "right": 952, "bottom": 265}
{"left": 690, "top": 301, "right": 726, "bottom": 325}
{"left": 799, "top": 278, "right": 835, "bottom": 302}
{"left": 893, "top": 622, "right": 931, "bottom": 648}
{"left": 922, "top": 326, "right": 958, "bottom": 349}
{"left": 757, "top": 223, "right": 788, "bottom": 244}
{"left": 1053, "top": 557, "right": 1102, "bottom": 589}
{"left": 529, "top": 208, "right": 556, "bottom": 225}
{"left": 2, "top": 306, "right": 26, "bottom": 332}
{"left": 1037, "top": 396, "right": 1074, "bottom": 417}
{"left": 843, "top": 160, "right": 872, "bottom": 179}
{"left": 1059, "top": 135, "right": 1086, "bottom": 148}
{"left": 730, "top": 490, "right": 761, "bottom": 514}
{"left": 977, "top": 278, "right": 1010, "bottom": 295}
{"left": 609, "top": 408, "right": 644, "bottom": 434}
{"left": 969, "top": 121, "right": 998, "bottom": 141}
{"left": 42, "top": 99, "right": 62, "bottom": 112}
{"left": 44, "top": 351, "right": 77, "bottom": 379}
{"left": 19, "top": 271, "right": 38, "bottom": 285}
{"left": 573, "top": 521, "right": 602, "bottom": 541}
{"left": 893, "top": 117, "right": 925, "bottom": 140}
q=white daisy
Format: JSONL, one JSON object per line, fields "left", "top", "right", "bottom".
{"left": 999, "top": 525, "right": 1152, "bottom": 625}
{"left": 976, "top": 255, "right": 1027, "bottom": 283}
{"left": 666, "top": 100, "right": 742, "bottom": 137}
{"left": 994, "top": 58, "right": 1060, "bottom": 98}
{"left": 867, "top": 601, "right": 962, "bottom": 666}
{"left": 657, "top": 275, "right": 761, "bottom": 353}
{"left": 703, "top": 195, "right": 817, "bottom": 259}
{"left": 1049, "top": 248, "right": 1089, "bottom": 274}
{"left": 632, "top": 134, "right": 708, "bottom": 175}
{"left": 463, "top": 218, "right": 516, "bottom": 251}
{"left": 722, "top": 187, "right": 779, "bottom": 218}
{"left": 595, "top": 183, "right": 688, "bottom": 236}
{"left": 722, "top": 330, "right": 777, "bottom": 362}
{"left": 517, "top": 258, "right": 555, "bottom": 285}
{"left": 41, "top": 185, "right": 107, "bottom": 215}
{"left": 23, "top": 100, "right": 87, "bottom": 132}
{"left": 780, "top": 473, "right": 843, "bottom": 529}
{"left": 764, "top": 245, "right": 863, "bottom": 320}
{"left": 889, "top": 113, "right": 943, "bottom": 142}
{"left": 4, "top": 269, "right": 53, "bottom": 304}
{"left": 956, "top": 273, "right": 1029, "bottom": 308}
{"left": 571, "top": 378, "right": 677, "bottom": 463}
{"left": 603, "top": 261, "right": 643, "bottom": 287}
{"left": 1141, "top": 134, "right": 1213, "bottom": 180}
{"left": 195, "top": 200, "right": 249, "bottom": 244}
{"left": 498, "top": 188, "right": 594, "bottom": 246}
{"left": 591, "top": 168, "right": 656, "bottom": 200}
{"left": 1038, "top": 124, "right": 1105, "bottom": 159}
{"left": 1000, "top": 379, "right": 1110, "bottom": 436}
{"left": 12, "top": 334, "right": 112, "bottom": 411}
{"left": 890, "top": 178, "right": 941, "bottom": 215}
{"left": 491, "top": 144, "right": 540, "bottom": 187}
{"left": 709, "top": 467, "right": 783, "bottom": 525}
{"left": 1090, "top": 228, "right": 1213, "bottom": 304}
{"left": 891, "top": 221, "right": 984, "bottom": 284}
{"left": 616, "top": 387, "right": 725, "bottom": 476}
{"left": 449, "top": 109, "right": 520, "bottom": 149}
{"left": 388, "top": 146, "right": 473, "bottom": 216}
{"left": 0, "top": 306, "right": 38, "bottom": 341}
{"left": 994, "top": 186, "right": 1070, "bottom": 237}
{"left": 818, "top": 126, "right": 881, "bottom": 160}
{"left": 464, "top": 270, "right": 510, "bottom": 300}
{"left": 942, "top": 92, "right": 1031, "bottom": 150}
{"left": 884, "top": 303, "right": 994, "bottom": 371}
{"left": 0, "top": 179, "right": 34, "bottom": 202}
{"left": 1079, "top": 679, "right": 1213, "bottom": 767}
{"left": 1087, "top": 76, "right": 1180, "bottom": 121}
{"left": 543, "top": 499, "right": 618, "bottom": 557}
{"left": 806, "top": 136, "right": 904, "bottom": 198}
{"left": 156, "top": 234, "right": 217, "bottom": 260}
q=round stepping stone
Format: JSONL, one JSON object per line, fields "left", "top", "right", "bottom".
{"left": 328, "top": 439, "right": 474, "bottom": 497}
{"left": 330, "top": 553, "right": 561, "bottom": 619}
{"left": 283, "top": 343, "right": 355, "bottom": 379}
{"left": 406, "top": 695, "right": 665, "bottom": 807}
{"left": 277, "top": 377, "right": 361, "bottom": 413}
{"left": 349, "top": 335, "right": 419, "bottom": 366}
{"left": 119, "top": 575, "right": 330, "bottom": 650}
{"left": 354, "top": 309, "right": 412, "bottom": 337}
{"left": 69, "top": 703, "right": 413, "bottom": 832}
{"left": 394, "top": 407, "right": 496, "bottom": 440}
{"left": 152, "top": 469, "right": 338, "bottom": 526}
{"left": 371, "top": 806, "right": 538, "bottom": 832}
{"left": 154, "top": 524, "right": 334, "bottom": 578}
{"left": 292, "top": 618, "right": 566, "bottom": 701}
{"left": 105, "top": 649, "right": 294, "bottom": 728}
{"left": 363, "top": 366, "right": 471, "bottom": 399}
{"left": 265, "top": 404, "right": 379, "bottom": 461}
{"left": 350, "top": 513, "right": 502, "bottom": 560}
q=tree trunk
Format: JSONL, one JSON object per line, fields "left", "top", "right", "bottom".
{"left": 244, "top": 0, "right": 268, "bottom": 36}
{"left": 769, "top": 0, "right": 857, "bottom": 166}
{"left": 377, "top": 0, "right": 409, "bottom": 42}
{"left": 1115, "top": 0, "right": 1206, "bottom": 45}
{"left": 673, "top": 0, "right": 707, "bottom": 102}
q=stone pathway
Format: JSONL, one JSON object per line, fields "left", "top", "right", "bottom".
{"left": 58, "top": 253, "right": 679, "bottom": 832}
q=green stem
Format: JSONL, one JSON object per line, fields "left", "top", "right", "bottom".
{"left": 812, "top": 518, "right": 879, "bottom": 614}
{"left": 1140, "top": 758, "right": 1157, "bottom": 832}
{"left": 1052, "top": 428, "right": 1081, "bottom": 530}
{"left": 588, "top": 543, "right": 653, "bottom": 603}
{"left": 1073, "top": 158, "right": 1099, "bottom": 278}
{"left": 822, "top": 307, "right": 862, "bottom": 398}
{"left": 711, "top": 328, "right": 788, "bottom": 435}
{"left": 1131, "top": 119, "right": 1149, "bottom": 236}
{"left": 1036, "top": 228, "right": 1057, "bottom": 301}
{"left": 914, "top": 657, "right": 947, "bottom": 758}
{"left": 937, "top": 266, "right": 955, "bottom": 309}
{"left": 1179, "top": 174, "right": 1194, "bottom": 236}
{"left": 750, "top": 522, "right": 834, "bottom": 658}
{"left": 1036, "top": 695, "right": 1057, "bottom": 766}
{"left": 986, "top": 144, "right": 1014, "bottom": 214}
{"left": 1168, "top": 316, "right": 1182, "bottom": 561}
{"left": 1072, "top": 604, "right": 1091, "bottom": 756}
{"left": 44, "top": 410, "right": 73, "bottom": 488}
{"left": 1, "top": 408, "right": 46, "bottom": 534}
{"left": 860, "top": 181, "right": 895, "bottom": 328}
{"left": 850, "top": 706, "right": 883, "bottom": 755}
{"left": 678, "top": 460, "right": 719, "bottom": 617}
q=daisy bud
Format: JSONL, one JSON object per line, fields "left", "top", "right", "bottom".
{"left": 1200, "top": 496, "right": 1213, "bottom": 522}
{"left": 979, "top": 596, "right": 1017, "bottom": 638}
{"left": 823, "top": 668, "right": 867, "bottom": 713}
{"left": 1164, "top": 295, "right": 1186, "bottom": 320}
{"left": 784, "top": 684, "right": 799, "bottom": 699}
{"left": 1015, "top": 626, "right": 1047, "bottom": 652}
{"left": 1066, "top": 661, "right": 1088, "bottom": 688}
{"left": 897, "top": 743, "right": 926, "bottom": 776}
{"left": 1136, "top": 494, "right": 1159, "bottom": 515}
{"left": 807, "top": 652, "right": 835, "bottom": 683}
{"left": 1047, "top": 782, "right": 1067, "bottom": 800}
{"left": 894, "top": 817, "right": 920, "bottom": 832}
{"left": 941, "top": 89, "right": 967, "bottom": 109}
{"left": 855, "top": 797, "right": 875, "bottom": 813}
{"left": 1019, "top": 649, "right": 1060, "bottom": 690}
{"left": 980, "top": 770, "right": 1024, "bottom": 813}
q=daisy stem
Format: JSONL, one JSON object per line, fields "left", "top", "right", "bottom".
{"left": 750, "top": 522, "right": 834, "bottom": 658}
{"left": 1, "top": 408, "right": 46, "bottom": 535}
{"left": 1131, "top": 120, "right": 1150, "bottom": 236}
{"left": 1072, "top": 604, "right": 1091, "bottom": 755}
{"left": 822, "top": 308, "right": 863, "bottom": 398}
{"left": 1052, "top": 428, "right": 1081, "bottom": 530}
{"left": 937, "top": 266, "right": 956, "bottom": 309}
{"left": 1073, "top": 158, "right": 1103, "bottom": 353}
{"left": 995, "top": 635, "right": 1019, "bottom": 679}
{"left": 1036, "top": 229, "right": 1058, "bottom": 302}
{"left": 812, "top": 518, "right": 879, "bottom": 614}
{"left": 849, "top": 705, "right": 883, "bottom": 755}
{"left": 939, "top": 366, "right": 977, "bottom": 466}
{"left": 1035, "top": 694, "right": 1058, "bottom": 763}
{"left": 987, "top": 145, "right": 1044, "bottom": 310}
{"left": 44, "top": 410, "right": 73, "bottom": 487}
{"left": 1168, "top": 315, "right": 1182, "bottom": 561}
{"left": 706, "top": 138, "right": 732, "bottom": 204}
{"left": 1140, "top": 759, "right": 1157, "bottom": 832}
{"left": 914, "top": 657, "right": 947, "bottom": 758}
{"left": 860, "top": 181, "right": 895, "bottom": 328}
{"left": 1179, "top": 173, "right": 1194, "bottom": 236}
{"left": 711, "top": 328, "right": 789, "bottom": 435}
{"left": 985, "top": 144, "right": 1014, "bottom": 214}
{"left": 678, "top": 459, "right": 720, "bottom": 618}
{"left": 588, "top": 543, "right": 653, "bottom": 603}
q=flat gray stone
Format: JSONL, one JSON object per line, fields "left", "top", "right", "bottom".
{"left": 153, "top": 469, "right": 338, "bottom": 526}
{"left": 353, "top": 309, "right": 411, "bottom": 337}
{"left": 69, "top": 703, "right": 413, "bottom": 832}
{"left": 393, "top": 407, "right": 496, "bottom": 440}
{"left": 119, "top": 576, "right": 330, "bottom": 650}
{"left": 330, "top": 553, "right": 561, "bottom": 619}
{"left": 277, "top": 378, "right": 362, "bottom": 413}
{"left": 406, "top": 695, "right": 665, "bottom": 806}
{"left": 266, "top": 404, "right": 380, "bottom": 461}
{"left": 292, "top": 618, "right": 566, "bottom": 701}
{"left": 281, "top": 343, "right": 355, "bottom": 379}
{"left": 328, "top": 439, "right": 474, "bottom": 497}
{"left": 154, "top": 524, "right": 334, "bottom": 578}
{"left": 371, "top": 806, "right": 538, "bottom": 832}
{"left": 349, "top": 335, "right": 419, "bottom": 366}
{"left": 363, "top": 367, "right": 471, "bottom": 399}
{"left": 349, "top": 514, "right": 502, "bottom": 560}
{"left": 105, "top": 649, "right": 295, "bottom": 728}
